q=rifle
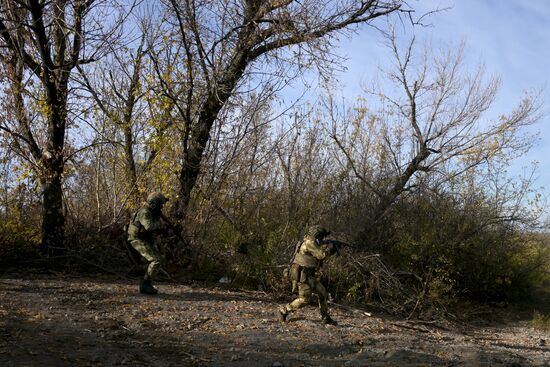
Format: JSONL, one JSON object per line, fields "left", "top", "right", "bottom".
{"left": 159, "top": 212, "right": 186, "bottom": 245}
{"left": 158, "top": 212, "right": 193, "bottom": 269}
{"left": 319, "top": 239, "right": 355, "bottom": 256}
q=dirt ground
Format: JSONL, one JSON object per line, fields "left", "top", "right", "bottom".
{"left": 0, "top": 273, "right": 549, "bottom": 367}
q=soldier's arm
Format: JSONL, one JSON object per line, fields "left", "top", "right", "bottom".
{"left": 320, "top": 240, "right": 340, "bottom": 256}
{"left": 303, "top": 239, "right": 327, "bottom": 260}
{"left": 138, "top": 210, "right": 161, "bottom": 232}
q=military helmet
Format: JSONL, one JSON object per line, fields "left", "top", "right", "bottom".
{"left": 147, "top": 192, "right": 169, "bottom": 207}
{"left": 307, "top": 225, "right": 330, "bottom": 240}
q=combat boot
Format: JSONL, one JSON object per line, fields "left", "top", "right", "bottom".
{"left": 322, "top": 315, "right": 337, "bottom": 325}
{"left": 277, "top": 306, "right": 288, "bottom": 323}
{"left": 139, "top": 279, "right": 158, "bottom": 295}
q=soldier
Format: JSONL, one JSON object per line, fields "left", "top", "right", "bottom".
{"left": 127, "top": 192, "right": 170, "bottom": 295}
{"left": 278, "top": 225, "right": 339, "bottom": 325}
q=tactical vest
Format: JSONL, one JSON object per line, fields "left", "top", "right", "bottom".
{"left": 127, "top": 205, "right": 153, "bottom": 241}
{"left": 293, "top": 241, "right": 319, "bottom": 268}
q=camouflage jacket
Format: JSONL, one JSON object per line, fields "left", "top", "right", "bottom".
{"left": 127, "top": 203, "right": 163, "bottom": 242}
{"left": 293, "top": 237, "right": 328, "bottom": 269}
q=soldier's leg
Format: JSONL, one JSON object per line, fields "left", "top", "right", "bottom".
{"left": 278, "top": 282, "right": 312, "bottom": 322}
{"left": 314, "top": 279, "right": 329, "bottom": 315}
{"left": 130, "top": 240, "right": 162, "bottom": 280}
{"left": 314, "top": 279, "right": 337, "bottom": 325}
{"left": 287, "top": 282, "right": 312, "bottom": 311}
{"left": 130, "top": 240, "right": 162, "bottom": 294}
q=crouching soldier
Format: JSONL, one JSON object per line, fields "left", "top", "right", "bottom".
{"left": 278, "top": 225, "right": 339, "bottom": 325}
{"left": 127, "top": 192, "right": 170, "bottom": 295}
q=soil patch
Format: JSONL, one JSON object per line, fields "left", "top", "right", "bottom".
{"left": 0, "top": 274, "right": 549, "bottom": 366}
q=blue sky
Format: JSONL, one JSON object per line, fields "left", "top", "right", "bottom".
{"left": 332, "top": 0, "right": 550, "bottom": 197}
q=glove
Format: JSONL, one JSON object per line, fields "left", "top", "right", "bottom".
{"left": 325, "top": 242, "right": 339, "bottom": 256}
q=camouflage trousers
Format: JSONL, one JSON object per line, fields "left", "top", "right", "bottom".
{"left": 130, "top": 239, "right": 162, "bottom": 281}
{"left": 282, "top": 275, "right": 329, "bottom": 317}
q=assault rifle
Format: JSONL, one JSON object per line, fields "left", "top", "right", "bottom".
{"left": 159, "top": 212, "right": 192, "bottom": 269}
{"left": 160, "top": 212, "right": 186, "bottom": 245}
{"left": 319, "top": 239, "right": 355, "bottom": 256}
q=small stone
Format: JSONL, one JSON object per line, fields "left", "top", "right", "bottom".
{"left": 272, "top": 362, "right": 283, "bottom": 367}
{"left": 219, "top": 276, "right": 231, "bottom": 284}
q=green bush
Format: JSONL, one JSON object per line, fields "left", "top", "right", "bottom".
{"left": 531, "top": 310, "right": 550, "bottom": 331}
{"left": 369, "top": 193, "right": 550, "bottom": 304}
{"left": 0, "top": 217, "right": 41, "bottom": 262}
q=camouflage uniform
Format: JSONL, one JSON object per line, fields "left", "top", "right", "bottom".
{"left": 127, "top": 192, "right": 168, "bottom": 294}
{"left": 279, "top": 226, "right": 337, "bottom": 325}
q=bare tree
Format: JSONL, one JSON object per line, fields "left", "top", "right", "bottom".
{"left": 329, "top": 30, "right": 540, "bottom": 226}
{"left": 76, "top": 31, "right": 151, "bottom": 213}
{"left": 0, "top": 0, "right": 128, "bottom": 252}
{"left": 150, "top": 0, "right": 408, "bottom": 220}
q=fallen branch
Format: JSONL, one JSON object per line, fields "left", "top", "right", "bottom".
{"left": 390, "top": 321, "right": 431, "bottom": 333}
{"left": 328, "top": 301, "right": 372, "bottom": 317}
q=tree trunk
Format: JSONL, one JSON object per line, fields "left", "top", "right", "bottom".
{"left": 39, "top": 84, "right": 67, "bottom": 253}
{"left": 172, "top": 101, "right": 218, "bottom": 220}
{"left": 40, "top": 169, "right": 64, "bottom": 254}
{"left": 123, "top": 124, "right": 139, "bottom": 208}
{"left": 172, "top": 52, "right": 250, "bottom": 219}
